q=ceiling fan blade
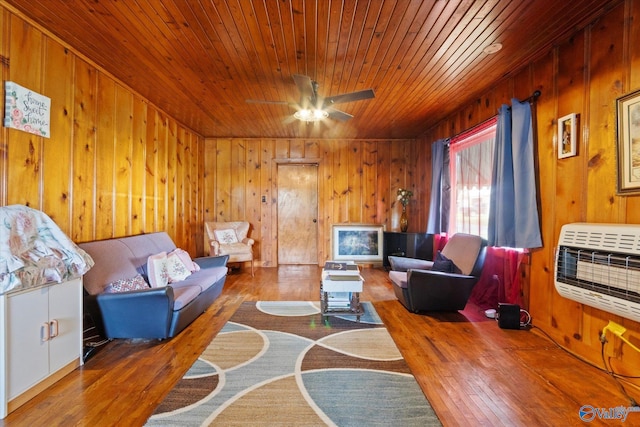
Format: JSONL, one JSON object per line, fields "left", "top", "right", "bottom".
{"left": 323, "top": 88, "right": 375, "bottom": 106}
{"left": 292, "top": 74, "right": 314, "bottom": 106}
{"left": 326, "top": 108, "right": 353, "bottom": 122}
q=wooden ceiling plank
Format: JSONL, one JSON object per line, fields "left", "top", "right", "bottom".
{"left": 130, "top": 1, "right": 232, "bottom": 118}
{"left": 318, "top": 0, "right": 343, "bottom": 96}
{"left": 291, "top": 0, "right": 308, "bottom": 76}
{"left": 90, "top": 0, "right": 220, "bottom": 131}
{"left": 249, "top": 1, "right": 301, "bottom": 134}
{"left": 358, "top": 0, "right": 423, "bottom": 99}
{"left": 382, "top": 0, "right": 507, "bottom": 126}
{"left": 341, "top": 0, "right": 389, "bottom": 127}
{"left": 357, "top": 0, "right": 452, "bottom": 127}
{"left": 3, "top": 0, "right": 623, "bottom": 139}
{"left": 197, "top": 0, "right": 281, "bottom": 135}
{"left": 346, "top": 0, "right": 385, "bottom": 86}
{"left": 408, "top": 0, "right": 616, "bottom": 129}
{"left": 332, "top": 0, "right": 373, "bottom": 96}
{"left": 355, "top": 0, "right": 401, "bottom": 90}
{"left": 277, "top": 0, "right": 302, "bottom": 87}
{"left": 305, "top": 0, "right": 319, "bottom": 85}
{"left": 339, "top": 0, "right": 384, "bottom": 94}
{"left": 314, "top": 0, "right": 331, "bottom": 98}
{"left": 235, "top": 0, "right": 291, "bottom": 133}
{"left": 193, "top": 1, "right": 264, "bottom": 108}
{"left": 261, "top": 0, "right": 295, "bottom": 85}
{"left": 26, "top": 0, "right": 216, "bottom": 132}
{"left": 327, "top": 0, "right": 356, "bottom": 96}
{"left": 404, "top": 0, "right": 568, "bottom": 126}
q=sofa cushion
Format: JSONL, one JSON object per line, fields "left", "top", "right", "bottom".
{"left": 217, "top": 242, "right": 252, "bottom": 256}
{"left": 170, "top": 266, "right": 228, "bottom": 293}
{"left": 441, "top": 233, "right": 483, "bottom": 276}
{"left": 104, "top": 274, "right": 149, "bottom": 293}
{"left": 171, "top": 285, "right": 202, "bottom": 311}
{"left": 79, "top": 239, "right": 141, "bottom": 295}
{"left": 389, "top": 270, "right": 408, "bottom": 289}
{"left": 122, "top": 232, "right": 177, "bottom": 265}
{"left": 147, "top": 252, "right": 168, "bottom": 287}
{"left": 388, "top": 256, "right": 434, "bottom": 272}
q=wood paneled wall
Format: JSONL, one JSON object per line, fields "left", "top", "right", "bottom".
{"left": 10, "top": 0, "right": 639, "bottom": 383}
{"left": 203, "top": 138, "right": 427, "bottom": 266}
{"left": 0, "top": 8, "right": 204, "bottom": 254}
{"left": 420, "top": 0, "right": 640, "bottom": 379}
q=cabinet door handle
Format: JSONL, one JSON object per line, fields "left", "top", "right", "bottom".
{"left": 42, "top": 322, "right": 50, "bottom": 342}
{"left": 50, "top": 319, "right": 59, "bottom": 338}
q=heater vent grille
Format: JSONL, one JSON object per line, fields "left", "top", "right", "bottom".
{"left": 555, "top": 223, "right": 640, "bottom": 322}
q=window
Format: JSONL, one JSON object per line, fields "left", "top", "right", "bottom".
{"left": 448, "top": 118, "right": 496, "bottom": 239}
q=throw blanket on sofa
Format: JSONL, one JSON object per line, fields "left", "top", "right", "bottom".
{"left": 0, "top": 205, "right": 94, "bottom": 294}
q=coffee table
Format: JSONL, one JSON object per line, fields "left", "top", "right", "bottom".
{"left": 320, "top": 263, "right": 364, "bottom": 322}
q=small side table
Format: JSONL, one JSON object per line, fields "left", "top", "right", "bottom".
{"left": 320, "top": 265, "right": 364, "bottom": 322}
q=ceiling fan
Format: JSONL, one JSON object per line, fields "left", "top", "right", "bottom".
{"left": 246, "top": 74, "right": 375, "bottom": 122}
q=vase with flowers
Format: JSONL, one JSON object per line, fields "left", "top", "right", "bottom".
{"left": 397, "top": 188, "right": 413, "bottom": 232}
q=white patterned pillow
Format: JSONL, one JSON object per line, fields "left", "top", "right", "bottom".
{"left": 167, "top": 251, "right": 192, "bottom": 283}
{"left": 169, "top": 248, "right": 200, "bottom": 272}
{"left": 147, "top": 252, "right": 168, "bottom": 287}
{"left": 104, "top": 274, "right": 149, "bottom": 293}
{"left": 214, "top": 228, "right": 238, "bottom": 244}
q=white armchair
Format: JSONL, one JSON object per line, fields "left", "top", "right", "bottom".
{"left": 205, "top": 221, "right": 255, "bottom": 276}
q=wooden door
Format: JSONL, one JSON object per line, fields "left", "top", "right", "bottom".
{"left": 277, "top": 164, "right": 318, "bottom": 264}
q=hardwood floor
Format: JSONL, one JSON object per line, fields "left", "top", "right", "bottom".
{"left": 1, "top": 265, "right": 633, "bottom": 426}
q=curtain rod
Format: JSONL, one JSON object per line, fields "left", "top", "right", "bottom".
{"left": 449, "top": 116, "right": 497, "bottom": 145}
{"left": 448, "top": 90, "right": 541, "bottom": 144}
{"left": 519, "top": 90, "right": 541, "bottom": 104}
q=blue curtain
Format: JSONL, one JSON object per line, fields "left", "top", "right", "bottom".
{"left": 488, "top": 99, "right": 542, "bottom": 248}
{"left": 427, "top": 139, "right": 449, "bottom": 234}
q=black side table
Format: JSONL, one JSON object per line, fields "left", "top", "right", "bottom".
{"left": 382, "top": 232, "right": 434, "bottom": 269}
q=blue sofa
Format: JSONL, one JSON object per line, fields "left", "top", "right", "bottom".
{"left": 79, "top": 232, "right": 228, "bottom": 340}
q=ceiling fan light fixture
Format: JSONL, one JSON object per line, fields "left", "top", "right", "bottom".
{"left": 294, "top": 108, "right": 328, "bottom": 122}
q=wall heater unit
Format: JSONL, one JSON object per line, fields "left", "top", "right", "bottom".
{"left": 555, "top": 223, "right": 640, "bottom": 323}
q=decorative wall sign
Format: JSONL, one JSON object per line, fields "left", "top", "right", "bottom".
{"left": 616, "top": 89, "right": 640, "bottom": 194}
{"left": 4, "top": 81, "right": 51, "bottom": 138}
{"left": 558, "top": 113, "right": 577, "bottom": 159}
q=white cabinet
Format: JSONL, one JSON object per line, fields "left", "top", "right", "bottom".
{"left": 0, "top": 277, "right": 83, "bottom": 419}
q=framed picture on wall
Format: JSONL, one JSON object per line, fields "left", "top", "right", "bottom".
{"left": 558, "top": 113, "right": 577, "bottom": 159}
{"left": 616, "top": 89, "right": 640, "bottom": 195}
{"left": 331, "top": 224, "right": 385, "bottom": 263}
